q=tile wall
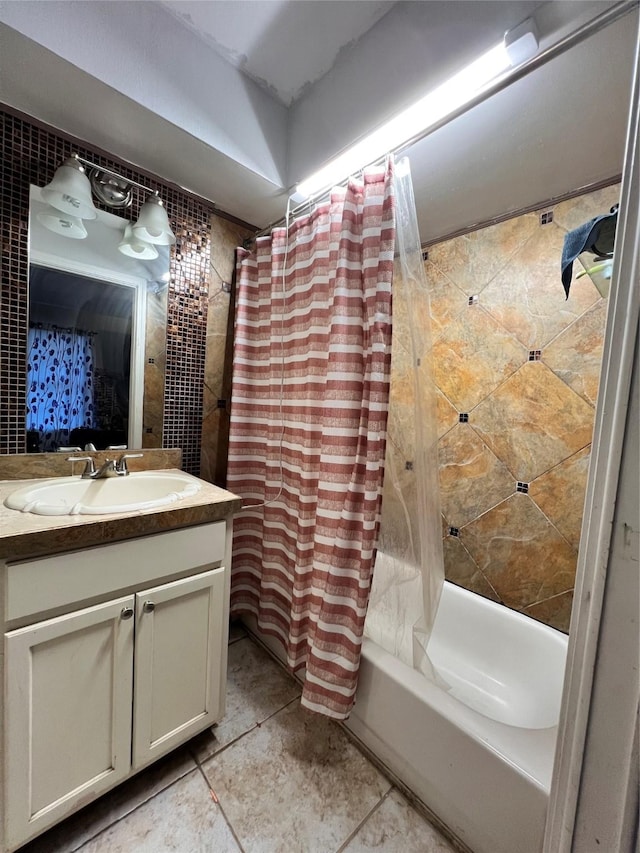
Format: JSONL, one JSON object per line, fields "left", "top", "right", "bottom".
{"left": 0, "top": 108, "right": 253, "bottom": 477}
{"left": 422, "top": 184, "right": 620, "bottom": 631}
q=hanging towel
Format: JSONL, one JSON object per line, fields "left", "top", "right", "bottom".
{"left": 561, "top": 206, "right": 618, "bottom": 298}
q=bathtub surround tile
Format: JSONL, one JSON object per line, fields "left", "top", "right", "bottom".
{"left": 190, "top": 635, "right": 301, "bottom": 764}
{"left": 442, "top": 535, "right": 500, "bottom": 603}
{"left": 76, "top": 768, "right": 240, "bottom": 853}
{"left": 342, "top": 788, "right": 457, "bottom": 853}
{"left": 524, "top": 590, "right": 574, "bottom": 633}
{"left": 461, "top": 494, "right": 578, "bottom": 610}
{"left": 529, "top": 446, "right": 592, "bottom": 549}
{"left": 201, "top": 700, "right": 391, "bottom": 853}
{"left": 438, "top": 424, "right": 514, "bottom": 527}
{"left": 480, "top": 223, "right": 601, "bottom": 349}
{"left": 432, "top": 306, "right": 527, "bottom": 412}
{"left": 426, "top": 214, "right": 538, "bottom": 296}
{"left": 471, "top": 362, "right": 595, "bottom": 482}
{"left": 542, "top": 298, "right": 608, "bottom": 406}
{"left": 423, "top": 262, "right": 466, "bottom": 340}
{"left": 552, "top": 184, "right": 621, "bottom": 233}
{"left": 21, "top": 747, "right": 197, "bottom": 853}
{"left": 436, "top": 389, "right": 459, "bottom": 438}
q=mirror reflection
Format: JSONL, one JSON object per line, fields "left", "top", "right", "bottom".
{"left": 27, "top": 186, "right": 170, "bottom": 452}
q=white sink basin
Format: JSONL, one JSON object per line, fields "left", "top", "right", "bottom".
{"left": 4, "top": 471, "right": 202, "bottom": 516}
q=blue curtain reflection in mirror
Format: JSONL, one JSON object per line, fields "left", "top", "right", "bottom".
{"left": 27, "top": 265, "right": 134, "bottom": 452}
{"left": 27, "top": 324, "right": 96, "bottom": 451}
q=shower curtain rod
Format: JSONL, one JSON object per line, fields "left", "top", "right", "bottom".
{"left": 254, "top": 0, "right": 638, "bottom": 240}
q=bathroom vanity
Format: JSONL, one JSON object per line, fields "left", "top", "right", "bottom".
{"left": 0, "top": 467, "right": 240, "bottom": 852}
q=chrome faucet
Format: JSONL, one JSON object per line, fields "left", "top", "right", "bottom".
{"left": 67, "top": 453, "right": 143, "bottom": 479}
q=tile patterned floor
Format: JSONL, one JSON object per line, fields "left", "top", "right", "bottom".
{"left": 20, "top": 624, "right": 458, "bottom": 853}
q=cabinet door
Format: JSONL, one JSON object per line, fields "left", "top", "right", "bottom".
{"left": 132, "top": 567, "right": 225, "bottom": 769}
{"left": 4, "top": 596, "right": 135, "bottom": 850}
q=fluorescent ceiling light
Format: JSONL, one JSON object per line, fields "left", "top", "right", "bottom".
{"left": 296, "top": 22, "right": 538, "bottom": 199}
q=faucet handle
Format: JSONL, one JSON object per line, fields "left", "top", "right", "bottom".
{"left": 115, "top": 453, "right": 143, "bottom": 475}
{"left": 67, "top": 456, "right": 96, "bottom": 477}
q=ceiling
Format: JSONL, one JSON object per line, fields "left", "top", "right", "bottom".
{"left": 0, "top": 1, "right": 638, "bottom": 242}
{"left": 159, "top": 0, "right": 396, "bottom": 107}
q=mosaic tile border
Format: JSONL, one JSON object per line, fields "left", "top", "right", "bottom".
{"left": 0, "top": 107, "right": 246, "bottom": 474}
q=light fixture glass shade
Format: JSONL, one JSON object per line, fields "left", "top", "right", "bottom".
{"left": 41, "top": 157, "right": 98, "bottom": 220}
{"left": 37, "top": 210, "right": 88, "bottom": 239}
{"left": 132, "top": 194, "right": 176, "bottom": 245}
{"left": 118, "top": 223, "right": 159, "bottom": 259}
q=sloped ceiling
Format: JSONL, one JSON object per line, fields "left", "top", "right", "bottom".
{"left": 0, "top": 1, "right": 637, "bottom": 242}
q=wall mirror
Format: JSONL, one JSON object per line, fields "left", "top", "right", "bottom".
{"left": 27, "top": 186, "right": 169, "bottom": 452}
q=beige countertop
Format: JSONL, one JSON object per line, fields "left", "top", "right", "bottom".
{"left": 0, "top": 471, "right": 242, "bottom": 561}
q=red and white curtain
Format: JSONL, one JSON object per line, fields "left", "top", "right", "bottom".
{"left": 227, "top": 161, "right": 396, "bottom": 718}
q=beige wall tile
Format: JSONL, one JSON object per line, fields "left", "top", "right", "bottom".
{"left": 471, "top": 362, "right": 595, "bottom": 482}
{"left": 426, "top": 214, "right": 538, "bottom": 296}
{"left": 543, "top": 299, "right": 607, "bottom": 406}
{"left": 529, "top": 446, "right": 591, "bottom": 549}
{"left": 480, "top": 223, "right": 600, "bottom": 348}
{"left": 461, "top": 494, "right": 577, "bottom": 609}
{"left": 438, "top": 424, "right": 514, "bottom": 527}
{"left": 442, "top": 535, "right": 500, "bottom": 603}
{"left": 432, "top": 306, "right": 527, "bottom": 412}
{"left": 524, "top": 590, "right": 574, "bottom": 633}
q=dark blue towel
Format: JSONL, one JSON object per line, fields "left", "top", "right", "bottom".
{"left": 561, "top": 208, "right": 618, "bottom": 298}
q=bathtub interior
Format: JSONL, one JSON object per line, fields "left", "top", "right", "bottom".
{"left": 426, "top": 582, "right": 569, "bottom": 729}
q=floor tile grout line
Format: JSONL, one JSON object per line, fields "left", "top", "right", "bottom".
{"left": 69, "top": 764, "right": 201, "bottom": 852}
{"left": 191, "top": 694, "right": 302, "bottom": 767}
{"left": 193, "top": 763, "right": 247, "bottom": 853}
{"left": 334, "top": 786, "right": 394, "bottom": 853}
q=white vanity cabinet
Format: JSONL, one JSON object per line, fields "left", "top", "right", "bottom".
{"left": 1, "top": 519, "right": 232, "bottom": 853}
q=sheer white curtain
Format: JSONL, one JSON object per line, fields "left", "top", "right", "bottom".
{"left": 364, "top": 157, "right": 445, "bottom": 673}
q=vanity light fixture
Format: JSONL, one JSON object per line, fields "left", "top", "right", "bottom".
{"left": 39, "top": 153, "right": 176, "bottom": 249}
{"left": 132, "top": 194, "right": 176, "bottom": 246}
{"left": 41, "top": 156, "right": 98, "bottom": 220}
{"left": 35, "top": 210, "right": 88, "bottom": 240}
{"left": 118, "top": 223, "right": 159, "bottom": 259}
{"left": 295, "top": 18, "right": 540, "bottom": 199}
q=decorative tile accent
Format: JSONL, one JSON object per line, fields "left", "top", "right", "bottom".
{"left": 524, "top": 590, "right": 574, "bottom": 633}
{"left": 425, "top": 213, "right": 538, "bottom": 296}
{"left": 468, "top": 294, "right": 479, "bottom": 305}
{"left": 432, "top": 305, "right": 527, "bottom": 412}
{"left": 539, "top": 211, "right": 554, "bottom": 225}
{"left": 528, "top": 350, "right": 542, "bottom": 361}
{"left": 516, "top": 482, "right": 529, "bottom": 493}
{"left": 529, "top": 446, "right": 591, "bottom": 549}
{"left": 543, "top": 298, "right": 608, "bottom": 407}
{"left": 461, "top": 494, "right": 578, "bottom": 610}
{"left": 458, "top": 413, "right": 469, "bottom": 423}
{"left": 422, "top": 250, "right": 429, "bottom": 261}
{"left": 480, "top": 222, "right": 601, "bottom": 349}
{"left": 438, "top": 424, "right": 514, "bottom": 527}
{"left": 448, "top": 526, "right": 460, "bottom": 537}
{"left": 405, "top": 460, "right": 414, "bottom": 471}
{"left": 471, "top": 362, "right": 595, "bottom": 482}
{"left": 442, "top": 535, "right": 500, "bottom": 603}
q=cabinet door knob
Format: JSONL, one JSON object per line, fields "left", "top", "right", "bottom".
{"left": 143, "top": 601, "right": 155, "bottom": 613}
{"left": 120, "top": 607, "right": 134, "bottom": 620}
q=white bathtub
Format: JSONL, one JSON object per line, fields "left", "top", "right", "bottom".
{"left": 346, "top": 581, "right": 568, "bottom": 853}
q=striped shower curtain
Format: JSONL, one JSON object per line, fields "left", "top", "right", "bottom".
{"left": 227, "top": 161, "right": 396, "bottom": 719}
